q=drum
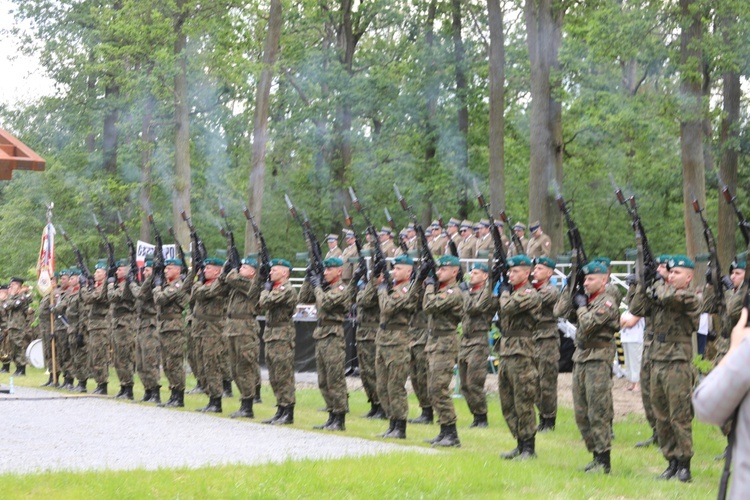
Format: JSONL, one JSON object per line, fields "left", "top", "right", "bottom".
{"left": 25, "top": 339, "right": 45, "bottom": 369}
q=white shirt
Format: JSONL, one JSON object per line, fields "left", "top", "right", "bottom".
{"left": 619, "top": 311, "right": 644, "bottom": 343}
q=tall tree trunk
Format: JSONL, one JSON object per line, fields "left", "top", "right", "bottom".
{"left": 679, "top": 0, "right": 705, "bottom": 263}
{"left": 487, "top": 0, "right": 505, "bottom": 213}
{"left": 526, "top": 0, "right": 564, "bottom": 255}
{"left": 451, "top": 0, "right": 469, "bottom": 218}
{"left": 139, "top": 92, "right": 155, "bottom": 242}
{"left": 718, "top": 16, "right": 741, "bottom": 267}
{"left": 172, "top": 1, "right": 190, "bottom": 249}
{"left": 102, "top": 87, "right": 119, "bottom": 174}
{"left": 245, "top": 0, "right": 283, "bottom": 254}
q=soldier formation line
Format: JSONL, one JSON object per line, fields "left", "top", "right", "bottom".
{"left": 2, "top": 184, "right": 747, "bottom": 483}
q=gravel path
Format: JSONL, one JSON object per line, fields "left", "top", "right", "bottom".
{"left": 0, "top": 387, "right": 433, "bottom": 475}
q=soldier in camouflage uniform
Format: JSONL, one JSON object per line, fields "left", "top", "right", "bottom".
{"left": 191, "top": 257, "right": 229, "bottom": 413}
{"left": 51, "top": 272, "right": 74, "bottom": 388}
{"left": 554, "top": 260, "right": 619, "bottom": 474}
{"left": 631, "top": 254, "right": 669, "bottom": 448}
{"left": 422, "top": 255, "right": 463, "bottom": 447}
{"left": 109, "top": 259, "right": 138, "bottom": 400}
{"left": 497, "top": 255, "right": 541, "bottom": 459}
{"left": 370, "top": 254, "right": 419, "bottom": 439}
{"left": 6, "top": 278, "right": 33, "bottom": 376}
{"left": 459, "top": 262, "right": 494, "bottom": 428}
{"left": 66, "top": 268, "right": 88, "bottom": 392}
{"left": 407, "top": 294, "right": 432, "bottom": 425}
{"left": 132, "top": 262, "right": 162, "bottom": 404}
{"left": 630, "top": 254, "right": 699, "bottom": 482}
{"left": 154, "top": 259, "right": 194, "bottom": 407}
{"left": 221, "top": 256, "right": 264, "bottom": 418}
{"left": 258, "top": 258, "right": 298, "bottom": 425}
{"left": 0, "top": 285, "right": 9, "bottom": 373}
{"left": 39, "top": 273, "right": 64, "bottom": 386}
{"left": 298, "top": 257, "right": 349, "bottom": 431}
{"left": 81, "top": 261, "right": 112, "bottom": 394}
{"left": 532, "top": 256, "right": 560, "bottom": 432}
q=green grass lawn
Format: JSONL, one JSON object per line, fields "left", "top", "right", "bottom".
{"left": 1, "top": 367, "right": 725, "bottom": 499}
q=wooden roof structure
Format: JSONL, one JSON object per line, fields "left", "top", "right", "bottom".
{"left": 0, "top": 128, "right": 46, "bottom": 180}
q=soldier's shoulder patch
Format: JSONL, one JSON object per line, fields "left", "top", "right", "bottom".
{"left": 402, "top": 286, "right": 408, "bottom": 293}
{"left": 174, "top": 283, "right": 180, "bottom": 288}
{"left": 280, "top": 285, "right": 285, "bottom": 291}
{"left": 545, "top": 241, "right": 550, "bottom": 246}
{"left": 604, "top": 300, "right": 613, "bottom": 308}
{"left": 338, "top": 285, "right": 345, "bottom": 291}
{"left": 447, "top": 289, "right": 454, "bottom": 294}
{"left": 523, "top": 288, "right": 533, "bottom": 294}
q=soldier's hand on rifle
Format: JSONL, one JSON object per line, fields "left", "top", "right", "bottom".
{"left": 79, "top": 274, "right": 87, "bottom": 288}
{"left": 424, "top": 276, "right": 435, "bottom": 286}
{"left": 353, "top": 262, "right": 367, "bottom": 283}
{"left": 263, "top": 281, "right": 273, "bottom": 292}
{"left": 573, "top": 293, "right": 588, "bottom": 309}
{"left": 722, "top": 275, "right": 734, "bottom": 291}
{"left": 309, "top": 272, "right": 321, "bottom": 289}
{"left": 418, "top": 260, "right": 434, "bottom": 281}
{"left": 259, "top": 262, "right": 271, "bottom": 280}
{"left": 626, "top": 273, "right": 637, "bottom": 286}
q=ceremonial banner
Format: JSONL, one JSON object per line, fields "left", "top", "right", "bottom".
{"left": 36, "top": 221, "right": 55, "bottom": 295}
{"left": 136, "top": 240, "right": 176, "bottom": 266}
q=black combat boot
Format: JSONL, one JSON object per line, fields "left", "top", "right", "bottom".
{"left": 41, "top": 374, "right": 54, "bottom": 387}
{"left": 197, "top": 396, "right": 222, "bottom": 413}
{"left": 73, "top": 379, "right": 87, "bottom": 393}
{"left": 385, "top": 419, "right": 406, "bottom": 439}
{"left": 273, "top": 405, "right": 295, "bottom": 425}
{"left": 408, "top": 407, "right": 433, "bottom": 425}
{"left": 0, "top": 362, "right": 9, "bottom": 373}
{"left": 583, "top": 451, "right": 611, "bottom": 474}
{"left": 378, "top": 418, "right": 396, "bottom": 437}
{"left": 675, "top": 458, "right": 692, "bottom": 483}
{"left": 371, "top": 404, "right": 387, "bottom": 420}
{"left": 425, "top": 425, "right": 447, "bottom": 444}
{"left": 501, "top": 440, "right": 522, "bottom": 459}
{"left": 516, "top": 438, "right": 537, "bottom": 460}
{"left": 158, "top": 389, "right": 177, "bottom": 407}
{"left": 657, "top": 458, "right": 678, "bottom": 480}
{"left": 166, "top": 390, "right": 184, "bottom": 408}
{"left": 147, "top": 386, "right": 161, "bottom": 404}
{"left": 92, "top": 382, "right": 107, "bottom": 395}
{"left": 230, "top": 398, "right": 255, "bottom": 418}
{"left": 470, "top": 413, "right": 488, "bottom": 428}
{"left": 314, "top": 412, "right": 335, "bottom": 429}
{"left": 263, "top": 406, "right": 284, "bottom": 424}
{"left": 538, "top": 416, "right": 555, "bottom": 432}
{"left": 222, "top": 380, "right": 233, "bottom": 398}
{"left": 14, "top": 365, "right": 26, "bottom": 376}
{"left": 115, "top": 385, "right": 128, "bottom": 399}
{"left": 62, "top": 376, "right": 75, "bottom": 390}
{"left": 325, "top": 412, "right": 345, "bottom": 431}
{"left": 187, "top": 383, "right": 205, "bottom": 394}
{"left": 362, "top": 402, "right": 379, "bottom": 418}
{"left": 433, "top": 423, "right": 460, "bottom": 447}
{"left": 253, "top": 383, "right": 262, "bottom": 404}
{"left": 141, "top": 388, "right": 153, "bottom": 402}
{"left": 635, "top": 430, "right": 658, "bottom": 448}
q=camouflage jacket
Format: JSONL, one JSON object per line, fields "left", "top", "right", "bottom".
{"left": 258, "top": 279, "right": 298, "bottom": 342}
{"left": 373, "top": 278, "right": 419, "bottom": 346}
{"left": 81, "top": 282, "right": 110, "bottom": 331}
{"left": 131, "top": 274, "right": 157, "bottom": 329}
{"left": 64, "top": 287, "right": 81, "bottom": 336}
{"left": 461, "top": 279, "right": 494, "bottom": 347}
{"left": 533, "top": 280, "right": 559, "bottom": 341}
{"left": 354, "top": 278, "right": 379, "bottom": 341}
{"left": 423, "top": 280, "right": 463, "bottom": 338}
{"left": 700, "top": 282, "right": 746, "bottom": 339}
{"left": 299, "top": 278, "right": 348, "bottom": 340}
{"left": 3, "top": 292, "right": 32, "bottom": 331}
{"left": 222, "top": 269, "right": 262, "bottom": 336}
{"left": 190, "top": 277, "right": 228, "bottom": 336}
{"left": 154, "top": 271, "right": 194, "bottom": 334}
{"left": 498, "top": 281, "right": 540, "bottom": 357}
{"left": 108, "top": 278, "right": 136, "bottom": 329}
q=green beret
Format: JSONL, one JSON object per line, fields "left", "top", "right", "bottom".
{"left": 393, "top": 254, "right": 414, "bottom": 266}
{"left": 68, "top": 267, "right": 81, "bottom": 276}
{"left": 534, "top": 256, "right": 556, "bottom": 269}
{"left": 507, "top": 255, "right": 532, "bottom": 268}
{"left": 116, "top": 258, "right": 129, "bottom": 267}
{"left": 94, "top": 259, "right": 108, "bottom": 270}
{"left": 204, "top": 257, "right": 226, "bottom": 267}
{"left": 582, "top": 261, "right": 608, "bottom": 275}
{"left": 656, "top": 255, "right": 671, "bottom": 265}
{"left": 668, "top": 255, "right": 694, "bottom": 270}
{"left": 470, "top": 262, "right": 488, "bottom": 272}
{"left": 144, "top": 260, "right": 153, "bottom": 268}
{"left": 241, "top": 257, "right": 258, "bottom": 268}
{"left": 731, "top": 259, "right": 746, "bottom": 271}
{"left": 436, "top": 255, "right": 460, "bottom": 268}
{"left": 592, "top": 256, "right": 611, "bottom": 267}
{"left": 270, "top": 258, "right": 293, "bottom": 270}
{"left": 59, "top": 269, "right": 70, "bottom": 276}
{"left": 53, "top": 271, "right": 60, "bottom": 278}
{"left": 165, "top": 258, "right": 183, "bottom": 267}
{"left": 322, "top": 257, "right": 344, "bottom": 268}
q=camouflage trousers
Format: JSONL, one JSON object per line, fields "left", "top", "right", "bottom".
{"left": 375, "top": 342, "right": 410, "bottom": 420}
{"left": 160, "top": 330, "right": 186, "bottom": 391}
{"left": 42, "top": 326, "right": 52, "bottom": 372}
{"left": 54, "top": 329, "right": 72, "bottom": 379}
{"left": 265, "top": 338, "right": 296, "bottom": 406}
{"left": 187, "top": 334, "right": 204, "bottom": 387}
{"left": 199, "top": 334, "right": 225, "bottom": 399}
{"left": 534, "top": 336, "right": 560, "bottom": 419}
{"left": 357, "top": 336, "right": 379, "bottom": 405}
{"left": 111, "top": 325, "right": 136, "bottom": 386}
{"left": 426, "top": 335, "right": 459, "bottom": 426}
{"left": 572, "top": 360, "right": 613, "bottom": 454}
{"left": 69, "top": 329, "right": 89, "bottom": 382}
{"left": 220, "top": 335, "right": 231, "bottom": 383}
{"left": 458, "top": 342, "right": 489, "bottom": 416}
{"left": 315, "top": 334, "right": 347, "bottom": 414}
{"left": 226, "top": 334, "right": 260, "bottom": 400}
{"left": 640, "top": 342, "right": 656, "bottom": 431}
{"left": 137, "top": 322, "right": 161, "bottom": 389}
{"left": 9, "top": 328, "right": 28, "bottom": 368}
{"left": 88, "top": 328, "right": 109, "bottom": 385}
{"left": 498, "top": 355, "right": 538, "bottom": 441}
{"left": 410, "top": 343, "right": 430, "bottom": 409}
{"left": 651, "top": 360, "right": 694, "bottom": 460}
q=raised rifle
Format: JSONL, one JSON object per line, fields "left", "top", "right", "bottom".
{"left": 181, "top": 211, "right": 207, "bottom": 282}
{"left": 92, "top": 213, "right": 117, "bottom": 280}
{"left": 611, "top": 178, "right": 658, "bottom": 286}
{"left": 218, "top": 198, "right": 241, "bottom": 272}
{"left": 394, "top": 184, "right": 436, "bottom": 280}
{"left": 693, "top": 198, "right": 730, "bottom": 317}
{"left": 148, "top": 213, "right": 166, "bottom": 286}
{"left": 243, "top": 207, "right": 271, "bottom": 274}
{"left": 554, "top": 185, "right": 588, "bottom": 296}
{"left": 474, "top": 183, "right": 509, "bottom": 286}
{"left": 342, "top": 202, "right": 367, "bottom": 278}
{"left": 499, "top": 211, "right": 525, "bottom": 256}
{"left": 284, "top": 194, "right": 327, "bottom": 288}
{"left": 385, "top": 207, "right": 408, "bottom": 253}
{"left": 168, "top": 226, "right": 190, "bottom": 278}
{"left": 719, "top": 176, "right": 750, "bottom": 247}
{"left": 117, "top": 211, "right": 140, "bottom": 284}
{"left": 350, "top": 187, "right": 391, "bottom": 288}
{"left": 58, "top": 226, "right": 93, "bottom": 285}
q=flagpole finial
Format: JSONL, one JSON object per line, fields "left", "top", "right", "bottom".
{"left": 46, "top": 202, "right": 54, "bottom": 223}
